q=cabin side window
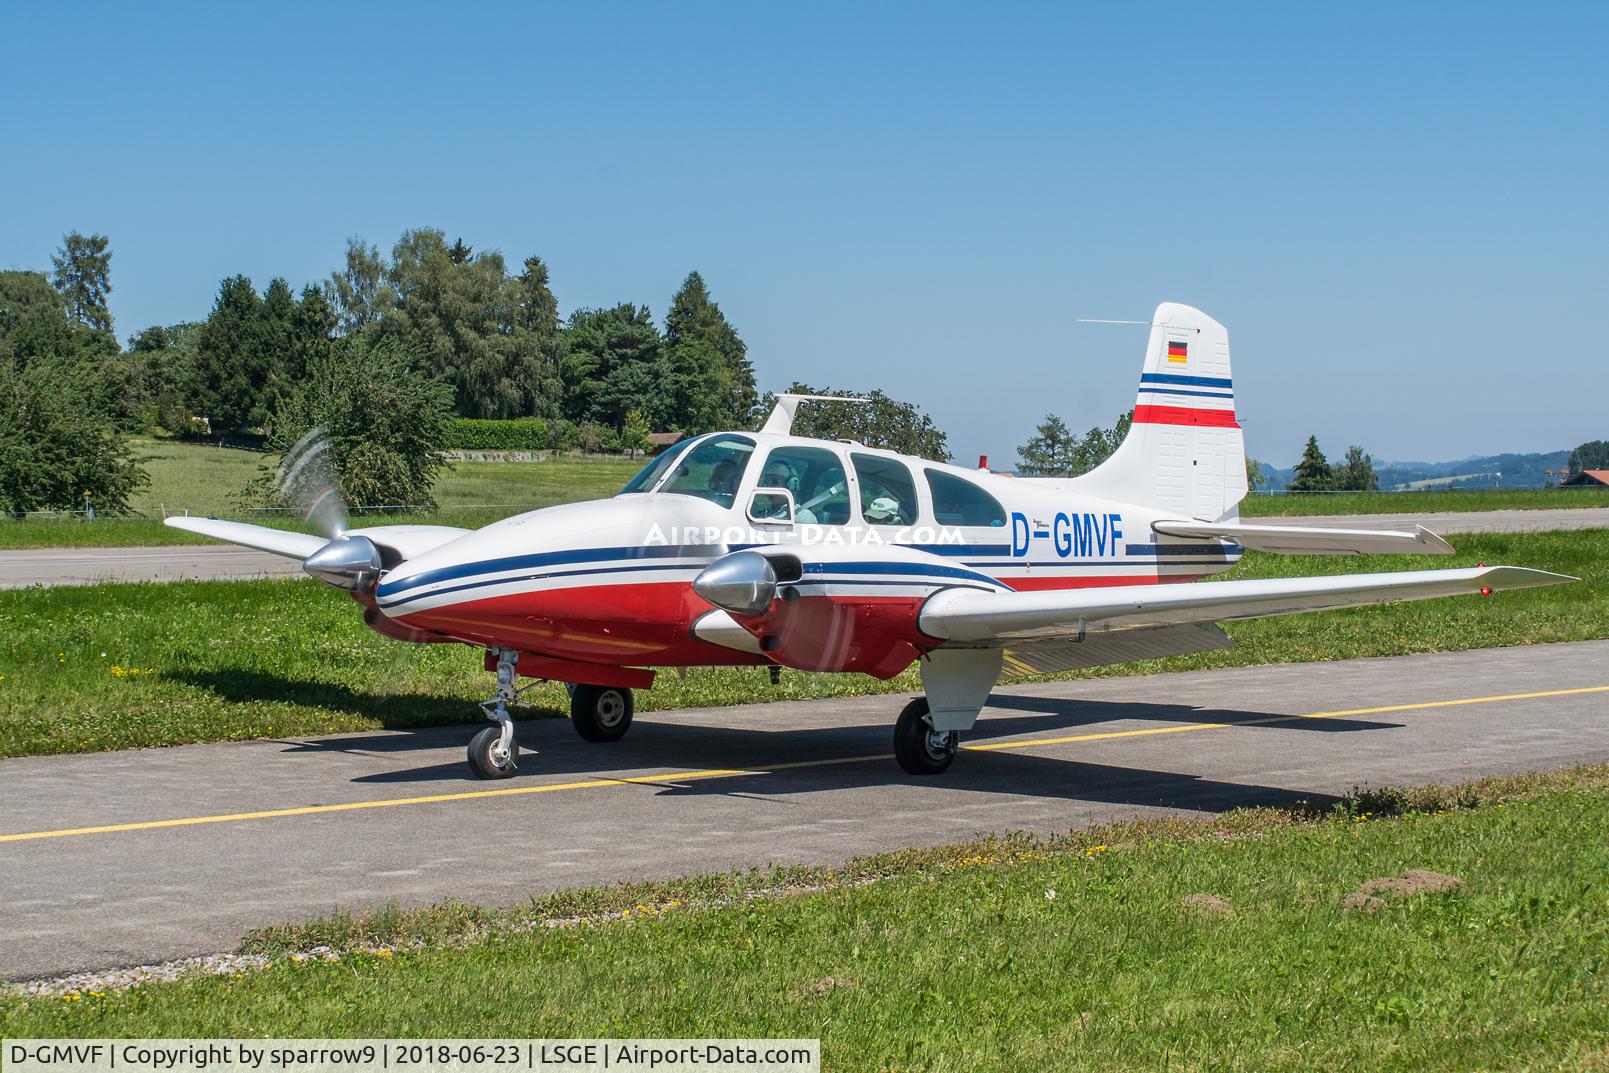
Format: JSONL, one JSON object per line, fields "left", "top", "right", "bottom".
{"left": 924, "top": 468, "right": 1007, "bottom": 527}
{"left": 851, "top": 453, "right": 919, "bottom": 526}
{"left": 756, "top": 445, "right": 852, "bottom": 524}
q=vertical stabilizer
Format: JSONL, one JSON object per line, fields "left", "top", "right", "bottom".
{"left": 1066, "top": 302, "right": 1247, "bottom": 520}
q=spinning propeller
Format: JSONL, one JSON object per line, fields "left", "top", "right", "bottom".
{"left": 275, "top": 429, "right": 384, "bottom": 592}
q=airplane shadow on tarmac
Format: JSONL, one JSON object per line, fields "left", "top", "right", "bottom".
{"left": 179, "top": 669, "right": 1399, "bottom": 813}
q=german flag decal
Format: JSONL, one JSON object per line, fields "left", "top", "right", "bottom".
{"left": 1166, "top": 340, "right": 1188, "bottom": 364}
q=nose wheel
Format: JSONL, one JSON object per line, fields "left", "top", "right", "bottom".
{"left": 467, "top": 725, "right": 518, "bottom": 779}
{"left": 893, "top": 696, "right": 958, "bottom": 775}
{"left": 469, "top": 648, "right": 525, "bottom": 780}
{"left": 571, "top": 684, "right": 634, "bottom": 742}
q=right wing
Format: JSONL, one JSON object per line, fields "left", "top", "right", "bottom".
{"left": 164, "top": 517, "right": 326, "bottom": 560}
{"left": 164, "top": 517, "right": 470, "bottom": 563}
{"left": 920, "top": 565, "right": 1575, "bottom": 645}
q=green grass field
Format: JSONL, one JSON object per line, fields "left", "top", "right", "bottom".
{"left": 1240, "top": 487, "right": 1609, "bottom": 516}
{"left": 6, "top": 766, "right": 1605, "bottom": 1071}
{"left": 0, "top": 439, "right": 642, "bottom": 548}
{"left": 0, "top": 530, "right": 1600, "bottom": 758}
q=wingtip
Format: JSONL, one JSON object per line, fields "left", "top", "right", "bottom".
{"left": 1414, "top": 525, "right": 1457, "bottom": 555}
{"left": 1478, "top": 565, "right": 1580, "bottom": 589}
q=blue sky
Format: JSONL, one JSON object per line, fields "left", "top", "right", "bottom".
{"left": 3, "top": 2, "right": 1604, "bottom": 466}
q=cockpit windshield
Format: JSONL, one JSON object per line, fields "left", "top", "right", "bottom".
{"left": 617, "top": 438, "right": 693, "bottom": 495}
{"left": 656, "top": 434, "right": 757, "bottom": 508}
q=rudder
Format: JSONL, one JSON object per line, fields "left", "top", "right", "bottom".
{"left": 1066, "top": 302, "right": 1247, "bottom": 520}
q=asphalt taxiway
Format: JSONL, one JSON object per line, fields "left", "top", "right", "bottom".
{"left": 3, "top": 639, "right": 1606, "bottom": 981}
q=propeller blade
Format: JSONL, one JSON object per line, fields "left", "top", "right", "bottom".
{"left": 275, "top": 428, "right": 348, "bottom": 539}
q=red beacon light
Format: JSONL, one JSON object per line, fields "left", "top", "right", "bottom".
{"left": 1477, "top": 563, "right": 1491, "bottom": 596}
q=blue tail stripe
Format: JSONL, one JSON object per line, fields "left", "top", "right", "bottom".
{"left": 1139, "top": 372, "right": 1233, "bottom": 388}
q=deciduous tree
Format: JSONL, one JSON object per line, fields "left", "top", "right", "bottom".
{"left": 1335, "top": 444, "right": 1379, "bottom": 491}
{"left": 1567, "top": 440, "right": 1609, "bottom": 476}
{"left": 263, "top": 336, "right": 453, "bottom": 510}
{"left": 0, "top": 356, "right": 147, "bottom": 514}
{"left": 759, "top": 383, "right": 950, "bottom": 460}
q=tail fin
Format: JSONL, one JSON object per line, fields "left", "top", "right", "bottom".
{"left": 1066, "top": 302, "right": 1247, "bottom": 520}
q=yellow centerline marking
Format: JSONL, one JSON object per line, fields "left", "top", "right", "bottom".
{"left": 3, "top": 684, "right": 1605, "bottom": 845}
{"left": 962, "top": 684, "right": 1609, "bottom": 752}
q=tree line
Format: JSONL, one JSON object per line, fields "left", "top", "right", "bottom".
{"left": 129, "top": 229, "right": 758, "bottom": 442}
{"left": 0, "top": 230, "right": 951, "bottom": 514}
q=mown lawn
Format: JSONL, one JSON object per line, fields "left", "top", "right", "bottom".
{"left": 0, "top": 445, "right": 642, "bottom": 548}
{"left": 1240, "top": 487, "right": 1609, "bottom": 516}
{"left": 0, "top": 531, "right": 1600, "bottom": 758}
{"left": 6, "top": 768, "right": 1605, "bottom": 1072}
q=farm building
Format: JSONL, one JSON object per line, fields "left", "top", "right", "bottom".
{"left": 1560, "top": 469, "right": 1609, "bottom": 488}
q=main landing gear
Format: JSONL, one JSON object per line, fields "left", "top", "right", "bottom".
{"left": 570, "top": 683, "right": 634, "bottom": 742}
{"left": 893, "top": 697, "right": 958, "bottom": 775}
{"left": 892, "top": 649, "right": 1005, "bottom": 777}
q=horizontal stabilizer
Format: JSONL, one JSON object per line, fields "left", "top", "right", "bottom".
{"left": 164, "top": 517, "right": 326, "bottom": 560}
{"left": 1152, "top": 519, "right": 1455, "bottom": 556}
{"left": 920, "top": 565, "right": 1575, "bottom": 645}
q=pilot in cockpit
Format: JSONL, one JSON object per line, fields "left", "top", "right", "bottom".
{"left": 707, "top": 458, "right": 740, "bottom": 505}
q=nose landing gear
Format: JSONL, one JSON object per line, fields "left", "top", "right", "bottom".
{"left": 469, "top": 648, "right": 525, "bottom": 779}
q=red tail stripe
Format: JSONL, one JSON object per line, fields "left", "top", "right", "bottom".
{"left": 1132, "top": 404, "right": 1240, "bottom": 429}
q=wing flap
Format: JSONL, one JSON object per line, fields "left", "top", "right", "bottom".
{"left": 995, "top": 623, "right": 1234, "bottom": 677}
{"left": 1152, "top": 519, "right": 1455, "bottom": 556}
{"left": 164, "top": 517, "right": 327, "bottom": 560}
{"left": 921, "top": 566, "right": 1575, "bottom": 645}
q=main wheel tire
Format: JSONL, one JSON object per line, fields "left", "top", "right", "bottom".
{"left": 893, "top": 696, "right": 957, "bottom": 775}
{"left": 571, "top": 684, "right": 634, "bottom": 742}
{"left": 468, "top": 725, "right": 518, "bottom": 779}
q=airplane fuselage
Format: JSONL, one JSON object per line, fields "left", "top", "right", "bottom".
{"left": 372, "top": 430, "right": 1242, "bottom": 681}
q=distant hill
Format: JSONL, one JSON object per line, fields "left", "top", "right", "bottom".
{"left": 1257, "top": 450, "right": 1570, "bottom": 491}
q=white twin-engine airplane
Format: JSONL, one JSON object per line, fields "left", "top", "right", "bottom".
{"left": 170, "top": 303, "right": 1573, "bottom": 780}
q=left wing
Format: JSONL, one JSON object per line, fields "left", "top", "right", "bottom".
{"left": 920, "top": 565, "right": 1574, "bottom": 645}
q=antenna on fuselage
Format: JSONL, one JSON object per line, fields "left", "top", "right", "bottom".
{"left": 761, "top": 393, "right": 873, "bottom": 435}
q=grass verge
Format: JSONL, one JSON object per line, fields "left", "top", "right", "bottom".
{"left": 0, "top": 442, "right": 640, "bottom": 549}
{"left": 0, "top": 530, "right": 1602, "bottom": 758}
{"left": 5, "top": 765, "right": 1605, "bottom": 1071}
{"left": 1240, "top": 487, "right": 1609, "bottom": 516}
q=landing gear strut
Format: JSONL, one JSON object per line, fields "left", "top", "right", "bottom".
{"left": 893, "top": 696, "right": 958, "bottom": 776}
{"left": 468, "top": 648, "right": 523, "bottom": 779}
{"left": 570, "top": 684, "right": 634, "bottom": 742}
